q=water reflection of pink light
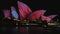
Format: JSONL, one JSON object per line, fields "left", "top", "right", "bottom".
{"left": 19, "top": 27, "right": 27, "bottom": 32}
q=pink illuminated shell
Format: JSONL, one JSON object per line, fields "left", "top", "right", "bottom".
{"left": 47, "top": 15, "right": 57, "bottom": 19}
{"left": 17, "top": 1, "right": 32, "bottom": 20}
{"left": 41, "top": 15, "right": 57, "bottom": 22}
{"left": 28, "top": 10, "right": 46, "bottom": 20}
{"left": 46, "top": 17, "right": 51, "bottom": 22}
{"left": 41, "top": 16, "right": 47, "bottom": 21}
{"left": 41, "top": 15, "right": 51, "bottom": 22}
{"left": 3, "top": 10, "right": 11, "bottom": 18}
{"left": 47, "top": 15, "right": 57, "bottom": 22}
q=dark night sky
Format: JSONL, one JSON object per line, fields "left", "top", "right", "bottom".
{"left": 0, "top": 0, "right": 60, "bottom": 18}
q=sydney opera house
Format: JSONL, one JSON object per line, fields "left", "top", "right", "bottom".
{"left": 0, "top": 0, "right": 60, "bottom": 34}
